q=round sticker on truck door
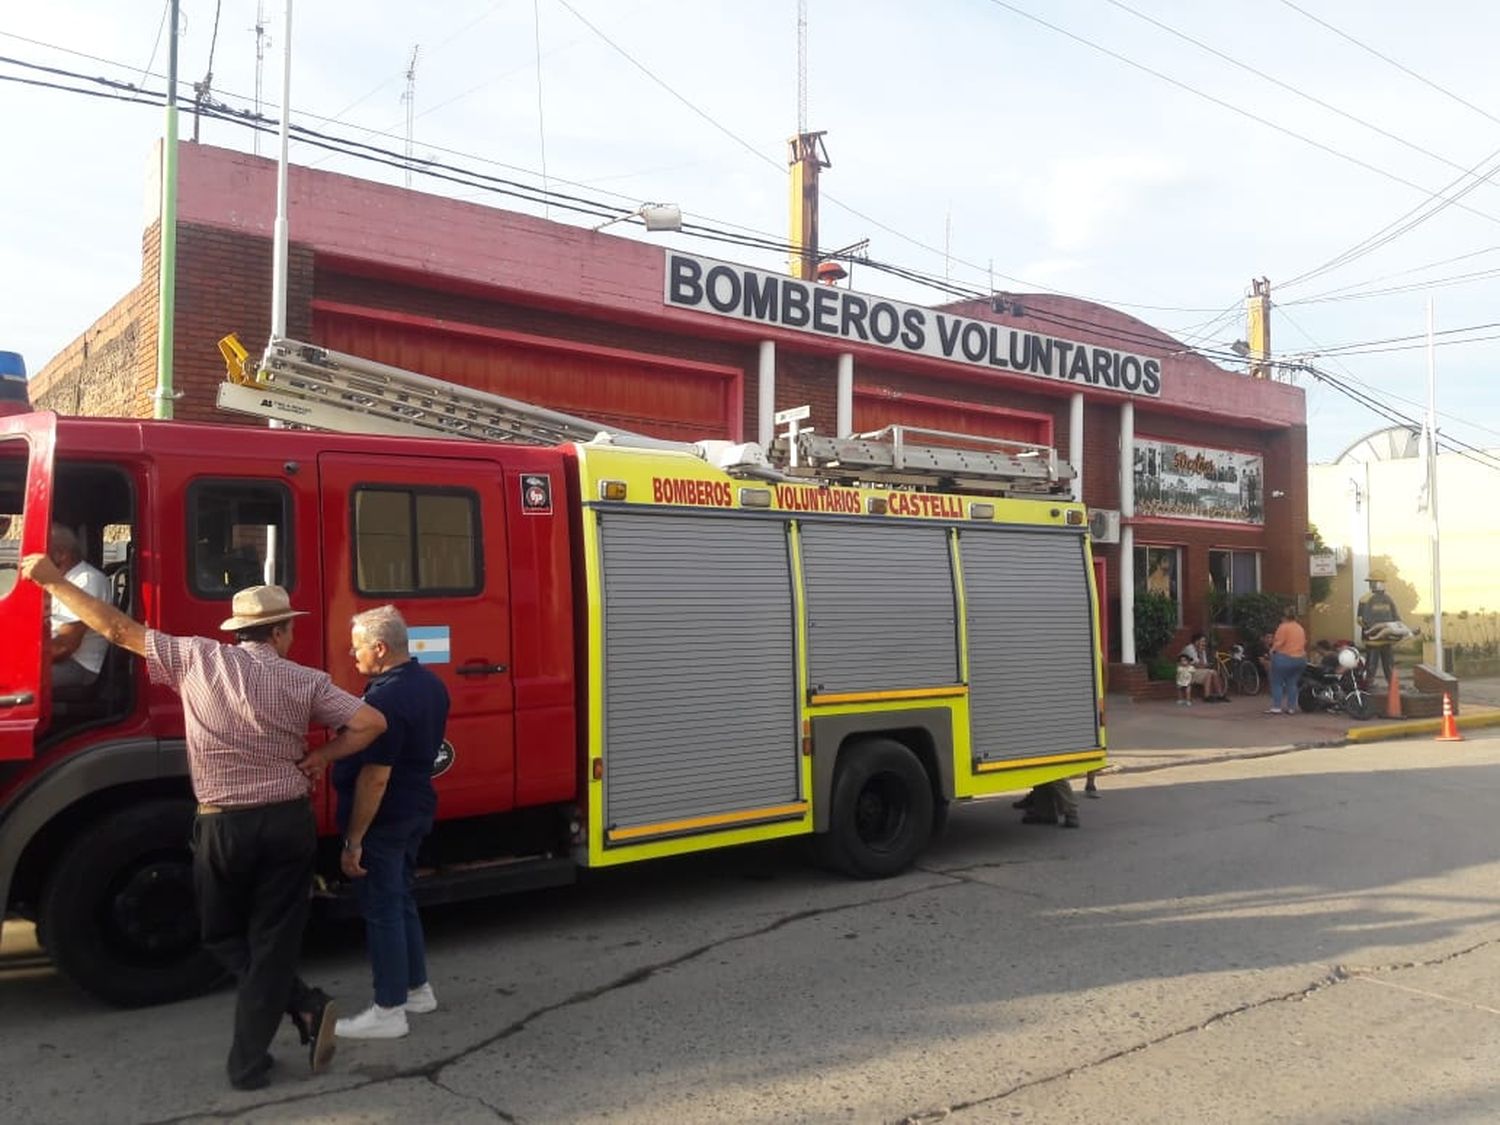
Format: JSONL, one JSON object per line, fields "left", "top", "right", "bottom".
{"left": 520, "top": 473, "right": 553, "bottom": 515}
{"left": 432, "top": 739, "right": 456, "bottom": 778}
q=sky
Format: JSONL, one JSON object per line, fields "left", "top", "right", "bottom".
{"left": 4, "top": 0, "right": 1500, "bottom": 464}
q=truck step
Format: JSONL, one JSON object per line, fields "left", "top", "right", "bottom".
{"left": 315, "top": 855, "right": 577, "bottom": 917}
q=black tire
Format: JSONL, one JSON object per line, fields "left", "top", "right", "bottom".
{"left": 40, "top": 799, "right": 225, "bottom": 1007}
{"left": 1297, "top": 683, "right": 1319, "bottom": 714}
{"left": 815, "top": 738, "right": 934, "bottom": 879}
{"left": 1234, "top": 660, "right": 1261, "bottom": 696}
{"left": 1344, "top": 689, "right": 1377, "bottom": 721}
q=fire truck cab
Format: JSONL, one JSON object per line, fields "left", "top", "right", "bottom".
{"left": 0, "top": 403, "right": 1105, "bottom": 1007}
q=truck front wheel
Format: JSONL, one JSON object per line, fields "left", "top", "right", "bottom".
{"left": 817, "top": 738, "right": 934, "bottom": 879}
{"left": 40, "top": 799, "right": 225, "bottom": 1007}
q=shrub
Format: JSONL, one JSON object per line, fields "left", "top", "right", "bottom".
{"left": 1134, "top": 592, "right": 1179, "bottom": 662}
{"left": 1147, "top": 657, "right": 1178, "bottom": 682}
{"left": 1229, "top": 592, "right": 1288, "bottom": 645}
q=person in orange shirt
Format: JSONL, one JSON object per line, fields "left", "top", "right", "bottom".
{"left": 1267, "top": 605, "right": 1308, "bottom": 715}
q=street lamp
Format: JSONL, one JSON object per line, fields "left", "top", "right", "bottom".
{"left": 593, "top": 203, "right": 683, "bottom": 232}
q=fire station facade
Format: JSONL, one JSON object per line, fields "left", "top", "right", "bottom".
{"left": 35, "top": 143, "right": 1309, "bottom": 682}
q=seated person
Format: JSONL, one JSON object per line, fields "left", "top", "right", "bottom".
{"left": 47, "top": 524, "right": 111, "bottom": 690}
{"left": 1180, "top": 632, "right": 1227, "bottom": 701}
{"left": 1312, "top": 639, "right": 1341, "bottom": 672}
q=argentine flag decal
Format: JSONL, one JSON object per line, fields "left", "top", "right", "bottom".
{"left": 407, "top": 626, "right": 452, "bottom": 665}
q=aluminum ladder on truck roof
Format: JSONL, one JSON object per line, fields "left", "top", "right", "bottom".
{"left": 775, "top": 427, "right": 1074, "bottom": 496}
{"left": 216, "top": 335, "right": 1073, "bottom": 495}
{"left": 217, "top": 335, "right": 630, "bottom": 446}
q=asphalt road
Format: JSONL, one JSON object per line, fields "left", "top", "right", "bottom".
{"left": 4, "top": 734, "right": 1500, "bottom": 1124}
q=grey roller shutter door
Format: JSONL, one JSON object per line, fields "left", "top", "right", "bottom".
{"left": 599, "top": 512, "right": 799, "bottom": 832}
{"left": 962, "top": 529, "right": 1100, "bottom": 761}
{"left": 801, "top": 522, "right": 960, "bottom": 695}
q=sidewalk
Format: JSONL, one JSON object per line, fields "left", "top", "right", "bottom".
{"left": 1104, "top": 675, "right": 1500, "bottom": 774}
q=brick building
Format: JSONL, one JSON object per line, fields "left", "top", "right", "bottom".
{"left": 35, "top": 142, "right": 1308, "bottom": 680}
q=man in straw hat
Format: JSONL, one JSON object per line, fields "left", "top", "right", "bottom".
{"left": 19, "top": 555, "right": 387, "bottom": 1091}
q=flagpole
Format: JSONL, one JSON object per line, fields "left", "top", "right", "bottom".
{"left": 1426, "top": 297, "right": 1443, "bottom": 672}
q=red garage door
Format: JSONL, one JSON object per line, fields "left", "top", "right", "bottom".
{"left": 313, "top": 302, "right": 741, "bottom": 441}
{"left": 854, "top": 388, "right": 1053, "bottom": 448}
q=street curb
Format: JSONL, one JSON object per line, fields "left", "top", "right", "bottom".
{"left": 1107, "top": 740, "right": 1343, "bottom": 774}
{"left": 1344, "top": 711, "right": 1500, "bottom": 743}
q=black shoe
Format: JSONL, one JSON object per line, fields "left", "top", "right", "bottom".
{"left": 230, "top": 1054, "right": 274, "bottom": 1091}
{"left": 294, "top": 989, "right": 338, "bottom": 1074}
{"left": 1061, "top": 814, "right": 1081, "bottom": 829}
{"left": 1021, "top": 812, "right": 1056, "bottom": 826}
{"left": 1012, "top": 796, "right": 1034, "bottom": 810}
{"left": 1085, "top": 789, "right": 1101, "bottom": 799}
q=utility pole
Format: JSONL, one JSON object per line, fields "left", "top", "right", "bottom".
{"left": 153, "top": 0, "right": 180, "bottom": 420}
{"left": 1246, "top": 277, "right": 1271, "bottom": 379}
{"left": 402, "top": 45, "right": 420, "bottom": 189}
{"left": 271, "top": 0, "right": 293, "bottom": 341}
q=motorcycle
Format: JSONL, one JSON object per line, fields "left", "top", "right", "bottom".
{"left": 1297, "top": 645, "right": 1377, "bottom": 720}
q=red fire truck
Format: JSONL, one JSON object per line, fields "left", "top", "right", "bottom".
{"left": 0, "top": 339, "right": 1106, "bottom": 1007}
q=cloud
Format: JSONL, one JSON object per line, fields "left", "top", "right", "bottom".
{"left": 1022, "top": 154, "right": 1185, "bottom": 253}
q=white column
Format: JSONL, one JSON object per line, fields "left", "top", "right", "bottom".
{"left": 757, "top": 340, "right": 776, "bottom": 448}
{"left": 836, "top": 353, "right": 854, "bottom": 437}
{"left": 1069, "top": 392, "right": 1084, "bottom": 503}
{"left": 1119, "top": 400, "right": 1136, "bottom": 664}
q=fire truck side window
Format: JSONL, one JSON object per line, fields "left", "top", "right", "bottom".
{"left": 187, "top": 479, "right": 293, "bottom": 597}
{"left": 353, "top": 486, "right": 480, "bottom": 596}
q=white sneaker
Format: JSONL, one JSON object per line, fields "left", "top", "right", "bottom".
{"left": 405, "top": 982, "right": 437, "bottom": 1014}
{"left": 335, "top": 1003, "right": 409, "bottom": 1039}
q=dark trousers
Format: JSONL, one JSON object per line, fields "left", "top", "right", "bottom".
{"left": 192, "top": 798, "right": 322, "bottom": 1087}
{"left": 1367, "top": 644, "right": 1394, "bottom": 684}
{"left": 355, "top": 816, "right": 432, "bottom": 1008}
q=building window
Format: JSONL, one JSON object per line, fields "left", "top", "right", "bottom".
{"left": 1209, "top": 549, "right": 1261, "bottom": 622}
{"left": 188, "top": 480, "right": 293, "bottom": 597}
{"left": 354, "top": 487, "right": 480, "bottom": 595}
{"left": 1135, "top": 545, "right": 1181, "bottom": 622}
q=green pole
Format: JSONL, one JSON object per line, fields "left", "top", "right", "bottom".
{"left": 153, "top": 0, "right": 180, "bottom": 421}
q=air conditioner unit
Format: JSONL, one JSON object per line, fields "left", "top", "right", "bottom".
{"left": 1087, "top": 509, "right": 1121, "bottom": 544}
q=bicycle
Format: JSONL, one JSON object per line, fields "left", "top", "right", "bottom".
{"left": 1214, "top": 643, "right": 1262, "bottom": 696}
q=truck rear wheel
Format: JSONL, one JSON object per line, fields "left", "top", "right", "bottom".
{"left": 817, "top": 738, "right": 934, "bottom": 879}
{"left": 40, "top": 799, "right": 224, "bottom": 1007}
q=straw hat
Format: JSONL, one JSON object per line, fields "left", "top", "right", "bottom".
{"left": 218, "top": 585, "right": 309, "bottom": 631}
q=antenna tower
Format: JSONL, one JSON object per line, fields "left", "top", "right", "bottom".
{"left": 251, "top": 2, "right": 268, "bottom": 155}
{"left": 402, "top": 45, "right": 420, "bottom": 188}
{"left": 796, "top": 0, "right": 808, "bottom": 136}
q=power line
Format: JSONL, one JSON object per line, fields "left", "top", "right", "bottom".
{"left": 1299, "top": 362, "right": 1500, "bottom": 472}
{"left": 1276, "top": 305, "right": 1500, "bottom": 444}
{"left": 139, "top": 0, "right": 170, "bottom": 88}
{"left": 1104, "top": 0, "right": 1500, "bottom": 190}
{"left": 1276, "top": 0, "right": 1500, "bottom": 131}
{"left": 1277, "top": 142, "right": 1500, "bottom": 291}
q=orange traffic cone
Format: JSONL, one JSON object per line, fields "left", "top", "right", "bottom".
{"left": 1384, "top": 666, "right": 1402, "bottom": 720}
{"left": 1436, "top": 692, "right": 1464, "bottom": 742}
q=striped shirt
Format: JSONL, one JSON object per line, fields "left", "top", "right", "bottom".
{"left": 145, "top": 631, "right": 365, "bottom": 807}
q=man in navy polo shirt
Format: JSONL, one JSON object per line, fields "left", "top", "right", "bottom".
{"left": 302, "top": 605, "right": 450, "bottom": 1040}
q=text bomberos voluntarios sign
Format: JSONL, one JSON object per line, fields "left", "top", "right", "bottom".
{"left": 664, "top": 251, "right": 1162, "bottom": 398}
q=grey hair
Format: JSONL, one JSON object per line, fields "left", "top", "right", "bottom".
{"left": 352, "top": 604, "right": 409, "bottom": 654}
{"left": 49, "top": 524, "right": 80, "bottom": 555}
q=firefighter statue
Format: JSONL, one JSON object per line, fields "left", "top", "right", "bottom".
{"left": 1357, "top": 574, "right": 1408, "bottom": 686}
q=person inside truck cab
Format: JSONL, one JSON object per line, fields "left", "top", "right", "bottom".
{"left": 46, "top": 524, "right": 111, "bottom": 691}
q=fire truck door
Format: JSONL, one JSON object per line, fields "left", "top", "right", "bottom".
{"left": 318, "top": 453, "right": 516, "bottom": 817}
{"left": 0, "top": 412, "right": 55, "bottom": 760}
